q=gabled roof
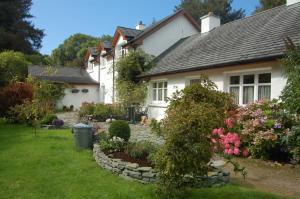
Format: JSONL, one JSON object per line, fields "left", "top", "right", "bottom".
{"left": 126, "top": 9, "right": 200, "bottom": 46}
{"left": 28, "top": 65, "right": 99, "bottom": 85}
{"left": 84, "top": 47, "right": 99, "bottom": 62}
{"left": 143, "top": 4, "right": 300, "bottom": 77}
{"left": 111, "top": 27, "right": 143, "bottom": 47}
{"left": 112, "top": 9, "right": 200, "bottom": 47}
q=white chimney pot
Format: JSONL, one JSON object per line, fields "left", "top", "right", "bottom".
{"left": 287, "top": 0, "right": 300, "bottom": 6}
{"left": 136, "top": 21, "right": 145, "bottom": 30}
{"left": 200, "top": 12, "right": 220, "bottom": 34}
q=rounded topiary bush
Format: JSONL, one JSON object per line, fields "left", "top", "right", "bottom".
{"left": 109, "top": 120, "right": 130, "bottom": 141}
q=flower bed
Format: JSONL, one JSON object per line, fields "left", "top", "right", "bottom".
{"left": 93, "top": 144, "right": 157, "bottom": 183}
{"left": 93, "top": 144, "right": 230, "bottom": 186}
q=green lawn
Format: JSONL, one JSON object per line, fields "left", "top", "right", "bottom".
{"left": 0, "top": 124, "right": 290, "bottom": 199}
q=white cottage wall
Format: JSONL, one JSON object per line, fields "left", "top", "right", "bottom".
{"left": 147, "top": 61, "right": 286, "bottom": 120}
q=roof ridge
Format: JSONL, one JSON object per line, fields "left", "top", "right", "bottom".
{"left": 117, "top": 26, "right": 143, "bottom": 31}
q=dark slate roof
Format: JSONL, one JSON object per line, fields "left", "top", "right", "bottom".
{"left": 103, "top": 41, "right": 112, "bottom": 49}
{"left": 143, "top": 3, "right": 300, "bottom": 77}
{"left": 28, "top": 65, "right": 99, "bottom": 85}
{"left": 118, "top": 26, "right": 143, "bottom": 40}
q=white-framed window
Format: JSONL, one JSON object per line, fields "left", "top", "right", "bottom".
{"left": 152, "top": 81, "right": 168, "bottom": 102}
{"left": 228, "top": 73, "right": 271, "bottom": 104}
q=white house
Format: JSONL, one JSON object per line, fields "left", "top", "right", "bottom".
{"left": 141, "top": 1, "right": 300, "bottom": 120}
{"left": 28, "top": 65, "right": 99, "bottom": 110}
{"left": 94, "top": 9, "right": 201, "bottom": 104}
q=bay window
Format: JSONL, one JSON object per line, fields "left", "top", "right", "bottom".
{"left": 152, "top": 81, "right": 168, "bottom": 102}
{"left": 229, "top": 73, "right": 271, "bottom": 104}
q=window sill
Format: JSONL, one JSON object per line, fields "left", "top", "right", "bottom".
{"left": 148, "top": 103, "right": 168, "bottom": 108}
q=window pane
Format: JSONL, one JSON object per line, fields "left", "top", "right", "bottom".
{"left": 243, "top": 86, "right": 254, "bottom": 104}
{"left": 259, "top": 73, "right": 271, "bottom": 83}
{"left": 158, "top": 82, "right": 163, "bottom": 88}
{"left": 230, "top": 87, "right": 239, "bottom": 104}
{"left": 243, "top": 75, "right": 254, "bottom": 84}
{"left": 190, "top": 79, "right": 200, "bottom": 85}
{"left": 158, "top": 89, "right": 163, "bottom": 101}
{"left": 164, "top": 82, "right": 168, "bottom": 88}
{"left": 164, "top": 88, "right": 168, "bottom": 101}
{"left": 230, "top": 76, "right": 240, "bottom": 85}
{"left": 258, "top": 85, "right": 271, "bottom": 100}
{"left": 153, "top": 83, "right": 157, "bottom": 88}
{"left": 152, "top": 88, "right": 157, "bottom": 101}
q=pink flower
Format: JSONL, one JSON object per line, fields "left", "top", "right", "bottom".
{"left": 224, "top": 143, "right": 230, "bottom": 149}
{"left": 225, "top": 118, "right": 234, "bottom": 128}
{"left": 234, "top": 140, "right": 241, "bottom": 147}
{"left": 217, "top": 128, "right": 225, "bottom": 135}
{"left": 224, "top": 149, "right": 229, "bottom": 154}
{"left": 211, "top": 138, "right": 217, "bottom": 144}
{"left": 228, "top": 148, "right": 234, "bottom": 155}
{"left": 212, "top": 128, "right": 219, "bottom": 135}
{"left": 233, "top": 148, "right": 240, "bottom": 155}
{"left": 243, "top": 149, "right": 249, "bottom": 157}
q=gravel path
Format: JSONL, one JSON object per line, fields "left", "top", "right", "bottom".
{"left": 223, "top": 158, "right": 300, "bottom": 199}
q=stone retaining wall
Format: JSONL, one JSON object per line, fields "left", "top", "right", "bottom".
{"left": 93, "top": 144, "right": 230, "bottom": 186}
{"left": 93, "top": 144, "right": 157, "bottom": 183}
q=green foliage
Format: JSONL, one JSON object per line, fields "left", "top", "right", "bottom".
{"left": 51, "top": 33, "right": 112, "bottom": 67}
{"left": 150, "top": 119, "right": 163, "bottom": 136}
{"left": 79, "top": 102, "right": 95, "bottom": 117}
{"left": 280, "top": 43, "right": 300, "bottom": 115}
{"left": 126, "top": 141, "right": 158, "bottom": 161}
{"left": 8, "top": 100, "right": 45, "bottom": 125}
{"left": 40, "top": 114, "right": 58, "bottom": 125}
{"left": 116, "top": 80, "right": 148, "bottom": 106}
{"left": 0, "top": 0, "right": 44, "bottom": 53}
{"left": 284, "top": 126, "right": 300, "bottom": 164}
{"left": 115, "top": 49, "right": 154, "bottom": 106}
{"left": 94, "top": 104, "right": 110, "bottom": 121}
{"left": 0, "top": 51, "right": 30, "bottom": 85}
{"left": 0, "top": 82, "right": 34, "bottom": 116}
{"left": 109, "top": 120, "right": 131, "bottom": 141}
{"left": 254, "top": 0, "right": 285, "bottom": 13}
{"left": 27, "top": 75, "right": 65, "bottom": 110}
{"left": 155, "top": 75, "right": 234, "bottom": 194}
{"left": 175, "top": 0, "right": 245, "bottom": 25}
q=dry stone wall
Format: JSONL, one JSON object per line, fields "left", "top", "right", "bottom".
{"left": 93, "top": 144, "right": 157, "bottom": 183}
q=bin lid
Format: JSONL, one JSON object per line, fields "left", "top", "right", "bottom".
{"left": 73, "top": 123, "right": 92, "bottom": 128}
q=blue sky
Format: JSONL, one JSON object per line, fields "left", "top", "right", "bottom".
{"left": 31, "top": 0, "right": 259, "bottom": 55}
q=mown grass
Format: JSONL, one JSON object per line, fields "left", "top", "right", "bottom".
{"left": 0, "top": 124, "right": 290, "bottom": 199}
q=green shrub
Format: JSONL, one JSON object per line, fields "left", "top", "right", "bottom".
{"left": 285, "top": 126, "right": 300, "bottom": 164}
{"left": 126, "top": 141, "right": 158, "bottom": 161}
{"left": 94, "top": 103, "right": 110, "bottom": 121}
{"left": 150, "top": 119, "right": 163, "bottom": 136}
{"left": 109, "top": 120, "right": 130, "bottom": 141}
{"left": 40, "top": 114, "right": 58, "bottom": 125}
{"left": 79, "top": 102, "right": 95, "bottom": 117}
{"left": 154, "top": 75, "right": 234, "bottom": 195}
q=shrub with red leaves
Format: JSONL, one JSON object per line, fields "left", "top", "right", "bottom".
{"left": 0, "top": 82, "right": 34, "bottom": 116}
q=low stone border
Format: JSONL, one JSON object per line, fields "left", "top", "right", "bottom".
{"left": 93, "top": 144, "right": 157, "bottom": 183}
{"left": 93, "top": 144, "right": 230, "bottom": 186}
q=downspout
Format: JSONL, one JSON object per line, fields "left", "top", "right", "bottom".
{"left": 112, "top": 54, "right": 115, "bottom": 103}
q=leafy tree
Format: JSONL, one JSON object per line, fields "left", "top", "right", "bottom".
{"left": 51, "top": 34, "right": 112, "bottom": 67}
{"left": 0, "top": 51, "right": 30, "bottom": 85}
{"left": 0, "top": 0, "right": 44, "bottom": 53}
{"left": 115, "top": 50, "right": 154, "bottom": 106}
{"left": 175, "top": 0, "right": 245, "bottom": 24}
{"left": 280, "top": 38, "right": 300, "bottom": 115}
{"left": 254, "top": 0, "right": 285, "bottom": 14}
{"left": 154, "top": 75, "right": 235, "bottom": 195}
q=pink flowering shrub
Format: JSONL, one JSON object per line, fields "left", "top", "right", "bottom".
{"left": 211, "top": 114, "right": 249, "bottom": 158}
{"left": 235, "top": 99, "right": 296, "bottom": 162}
